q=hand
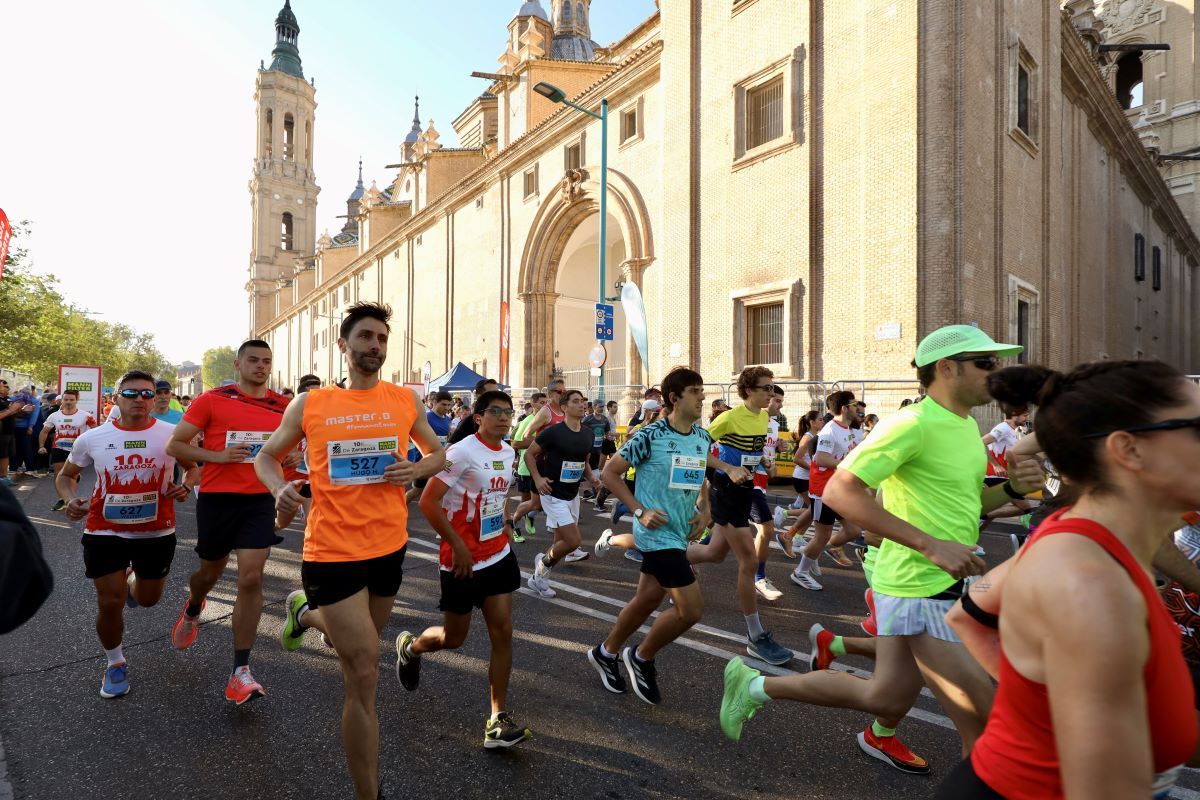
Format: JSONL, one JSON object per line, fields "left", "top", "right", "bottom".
{"left": 64, "top": 497, "right": 88, "bottom": 520}
{"left": 451, "top": 541, "right": 474, "bottom": 579}
{"left": 639, "top": 508, "right": 669, "bottom": 530}
{"left": 534, "top": 476, "right": 552, "bottom": 496}
{"left": 164, "top": 483, "right": 191, "bottom": 502}
{"left": 282, "top": 450, "right": 304, "bottom": 470}
{"left": 212, "top": 443, "right": 253, "bottom": 464}
{"left": 37, "top": 447, "right": 47, "bottom": 455}
{"left": 760, "top": 456, "right": 775, "bottom": 473}
{"left": 590, "top": 475, "right": 602, "bottom": 492}
{"left": 182, "top": 465, "right": 201, "bottom": 489}
{"left": 923, "top": 538, "right": 987, "bottom": 579}
{"left": 725, "top": 465, "right": 751, "bottom": 484}
{"left": 273, "top": 479, "right": 307, "bottom": 515}
{"left": 687, "top": 511, "right": 710, "bottom": 541}
{"left": 383, "top": 454, "right": 418, "bottom": 486}
{"left": 1006, "top": 459, "right": 1046, "bottom": 497}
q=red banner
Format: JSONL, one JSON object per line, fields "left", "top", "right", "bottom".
{"left": 0, "top": 209, "right": 11, "bottom": 282}
{"left": 499, "top": 300, "right": 510, "bottom": 386}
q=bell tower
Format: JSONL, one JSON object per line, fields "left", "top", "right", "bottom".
{"left": 248, "top": 0, "right": 320, "bottom": 335}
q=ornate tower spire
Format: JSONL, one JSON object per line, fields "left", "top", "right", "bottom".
{"left": 403, "top": 96, "right": 422, "bottom": 161}
{"left": 550, "top": 0, "right": 598, "bottom": 61}
{"left": 269, "top": 0, "right": 304, "bottom": 78}
{"left": 343, "top": 157, "right": 365, "bottom": 234}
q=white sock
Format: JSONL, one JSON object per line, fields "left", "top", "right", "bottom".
{"left": 599, "top": 643, "right": 617, "bottom": 659}
{"left": 798, "top": 555, "right": 817, "bottom": 574}
{"left": 104, "top": 645, "right": 125, "bottom": 667}
{"left": 489, "top": 710, "right": 504, "bottom": 722}
{"left": 745, "top": 613, "right": 765, "bottom": 640}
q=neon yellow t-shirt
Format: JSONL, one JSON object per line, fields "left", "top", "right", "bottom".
{"left": 841, "top": 397, "right": 987, "bottom": 597}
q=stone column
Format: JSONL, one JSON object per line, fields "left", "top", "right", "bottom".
{"left": 518, "top": 290, "right": 560, "bottom": 387}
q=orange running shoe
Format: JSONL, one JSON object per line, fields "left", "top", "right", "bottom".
{"left": 857, "top": 726, "right": 930, "bottom": 774}
{"left": 171, "top": 597, "right": 205, "bottom": 650}
{"left": 807, "top": 623, "right": 837, "bottom": 671}
{"left": 225, "top": 667, "right": 265, "bottom": 705}
{"left": 860, "top": 588, "right": 878, "bottom": 636}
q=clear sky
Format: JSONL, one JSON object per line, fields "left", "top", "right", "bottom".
{"left": 0, "top": 0, "right": 656, "bottom": 365}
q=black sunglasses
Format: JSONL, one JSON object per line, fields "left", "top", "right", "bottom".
{"left": 946, "top": 354, "right": 999, "bottom": 372}
{"left": 754, "top": 383, "right": 775, "bottom": 392}
{"left": 118, "top": 389, "right": 156, "bottom": 399}
{"left": 1081, "top": 416, "right": 1200, "bottom": 440}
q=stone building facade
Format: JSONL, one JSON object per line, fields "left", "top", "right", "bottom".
{"left": 249, "top": 0, "right": 1200, "bottom": 400}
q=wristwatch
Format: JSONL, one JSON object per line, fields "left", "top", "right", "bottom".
{"left": 633, "top": 508, "right": 645, "bottom": 520}
{"left": 1002, "top": 481, "right": 1026, "bottom": 500}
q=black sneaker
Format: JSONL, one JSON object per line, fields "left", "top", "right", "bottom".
{"left": 484, "top": 711, "right": 532, "bottom": 749}
{"left": 621, "top": 646, "right": 661, "bottom": 705}
{"left": 394, "top": 631, "right": 420, "bottom": 691}
{"left": 587, "top": 645, "right": 626, "bottom": 694}
{"left": 52, "top": 499, "right": 66, "bottom": 512}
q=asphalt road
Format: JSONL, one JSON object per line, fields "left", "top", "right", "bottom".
{"left": 2, "top": 471, "right": 1198, "bottom": 800}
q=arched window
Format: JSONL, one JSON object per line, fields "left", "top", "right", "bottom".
{"left": 283, "top": 113, "right": 295, "bottom": 160}
{"left": 1115, "top": 52, "right": 1144, "bottom": 110}
{"left": 562, "top": 0, "right": 571, "bottom": 21}
{"left": 577, "top": 2, "right": 584, "bottom": 24}
{"left": 281, "top": 212, "right": 294, "bottom": 250}
{"left": 264, "top": 109, "right": 273, "bottom": 159}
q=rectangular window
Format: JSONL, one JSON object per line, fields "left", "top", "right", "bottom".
{"left": 1135, "top": 233, "right": 1146, "bottom": 281}
{"left": 1016, "top": 64, "right": 1031, "bottom": 136}
{"left": 1152, "top": 245, "right": 1162, "bottom": 290}
{"left": 331, "top": 291, "right": 339, "bottom": 309}
{"left": 343, "top": 284, "right": 350, "bottom": 302}
{"left": 565, "top": 142, "right": 582, "bottom": 172}
{"left": 746, "top": 76, "right": 784, "bottom": 150}
{"left": 621, "top": 108, "right": 638, "bottom": 143}
{"left": 746, "top": 302, "right": 784, "bottom": 365}
{"left": 1016, "top": 300, "right": 1030, "bottom": 365}
{"left": 523, "top": 166, "right": 538, "bottom": 199}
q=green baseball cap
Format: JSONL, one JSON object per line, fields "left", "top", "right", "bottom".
{"left": 914, "top": 325, "right": 1023, "bottom": 367}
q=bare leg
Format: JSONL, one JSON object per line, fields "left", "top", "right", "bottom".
{"left": 93, "top": 571, "right": 128, "bottom": 650}
{"left": 638, "top": 581, "right": 704, "bottom": 660}
{"left": 231, "top": 548, "right": 269, "bottom": 651}
{"left": 481, "top": 593, "right": 515, "bottom": 714}
{"left": 909, "top": 634, "right": 995, "bottom": 755}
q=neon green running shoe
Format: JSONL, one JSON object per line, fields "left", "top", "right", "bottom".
{"left": 281, "top": 589, "right": 309, "bottom": 652}
{"left": 720, "top": 657, "right": 764, "bottom": 742}
{"left": 523, "top": 516, "right": 536, "bottom": 537}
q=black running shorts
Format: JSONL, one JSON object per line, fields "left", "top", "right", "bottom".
{"left": 640, "top": 548, "right": 696, "bottom": 589}
{"left": 708, "top": 471, "right": 754, "bottom": 529}
{"left": 811, "top": 495, "right": 842, "bottom": 526}
{"left": 195, "top": 492, "right": 278, "bottom": 561}
{"left": 515, "top": 474, "right": 534, "bottom": 494}
{"left": 791, "top": 478, "right": 809, "bottom": 498}
{"left": 50, "top": 448, "right": 70, "bottom": 465}
{"left": 601, "top": 439, "right": 616, "bottom": 456}
{"left": 934, "top": 758, "right": 1005, "bottom": 800}
{"left": 81, "top": 533, "right": 177, "bottom": 580}
{"left": 749, "top": 489, "right": 772, "bottom": 525}
{"left": 301, "top": 545, "right": 407, "bottom": 609}
{"left": 438, "top": 550, "right": 520, "bottom": 615}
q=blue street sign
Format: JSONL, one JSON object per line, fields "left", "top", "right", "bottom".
{"left": 595, "top": 303, "right": 614, "bottom": 341}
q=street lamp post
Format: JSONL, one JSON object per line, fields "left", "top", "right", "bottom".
{"left": 533, "top": 81, "right": 610, "bottom": 402}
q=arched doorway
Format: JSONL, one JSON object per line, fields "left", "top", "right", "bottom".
{"left": 553, "top": 213, "right": 627, "bottom": 391}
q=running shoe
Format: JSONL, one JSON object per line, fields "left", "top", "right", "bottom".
{"left": 586, "top": 645, "right": 626, "bottom": 693}
{"left": 861, "top": 587, "right": 878, "bottom": 637}
{"left": 526, "top": 559, "right": 556, "bottom": 598}
{"left": 483, "top": 712, "right": 532, "bottom": 749}
{"left": 171, "top": 597, "right": 205, "bottom": 650}
{"left": 806, "top": 558, "right": 822, "bottom": 577}
{"left": 808, "top": 623, "right": 837, "bottom": 671}
{"left": 623, "top": 549, "right": 643, "bottom": 563}
{"left": 747, "top": 631, "right": 792, "bottom": 665}
{"left": 774, "top": 532, "right": 796, "bottom": 559}
{"left": 581, "top": 489, "right": 595, "bottom": 501}
{"left": 0, "top": 478, "right": 13, "bottom": 487}
{"left": 824, "top": 546, "right": 856, "bottom": 567}
{"left": 52, "top": 499, "right": 66, "bottom": 512}
{"left": 594, "top": 528, "right": 615, "bottom": 559}
{"left": 395, "top": 631, "right": 421, "bottom": 691}
{"left": 974, "top": 545, "right": 986, "bottom": 557}
{"left": 563, "top": 547, "right": 590, "bottom": 563}
{"left": 857, "top": 727, "right": 930, "bottom": 774}
{"left": 772, "top": 505, "right": 789, "bottom": 530}
{"left": 124, "top": 567, "right": 139, "bottom": 609}
{"left": 522, "top": 516, "right": 536, "bottom": 537}
{"left": 533, "top": 552, "right": 549, "bottom": 579}
{"left": 789, "top": 568, "right": 823, "bottom": 591}
{"left": 622, "top": 647, "right": 661, "bottom": 705}
{"left": 225, "top": 667, "right": 265, "bottom": 705}
{"left": 754, "top": 577, "right": 783, "bottom": 601}
{"left": 610, "top": 504, "right": 624, "bottom": 525}
{"left": 719, "top": 657, "right": 764, "bottom": 742}
{"left": 281, "top": 589, "right": 309, "bottom": 652}
{"left": 100, "top": 662, "right": 130, "bottom": 699}
{"left": 511, "top": 527, "right": 525, "bottom": 544}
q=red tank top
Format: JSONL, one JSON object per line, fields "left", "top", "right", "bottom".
{"left": 971, "top": 509, "right": 1198, "bottom": 798}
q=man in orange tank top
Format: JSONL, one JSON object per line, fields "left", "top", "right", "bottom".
{"left": 256, "top": 302, "right": 445, "bottom": 800}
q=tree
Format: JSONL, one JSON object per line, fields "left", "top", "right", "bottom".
{"left": 202, "top": 346, "right": 238, "bottom": 389}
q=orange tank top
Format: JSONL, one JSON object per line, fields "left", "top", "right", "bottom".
{"left": 301, "top": 382, "right": 418, "bottom": 562}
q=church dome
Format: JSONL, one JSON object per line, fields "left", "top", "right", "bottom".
{"left": 516, "top": 1, "right": 549, "bottom": 20}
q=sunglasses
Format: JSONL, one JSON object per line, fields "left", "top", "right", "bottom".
{"left": 481, "top": 407, "right": 515, "bottom": 418}
{"left": 754, "top": 383, "right": 775, "bottom": 392}
{"left": 1081, "top": 415, "right": 1200, "bottom": 440}
{"left": 946, "top": 354, "right": 1000, "bottom": 372}
{"left": 118, "top": 389, "right": 156, "bottom": 399}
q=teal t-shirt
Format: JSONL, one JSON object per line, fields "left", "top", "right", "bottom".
{"left": 619, "top": 419, "right": 712, "bottom": 551}
{"left": 150, "top": 408, "right": 184, "bottom": 425}
{"left": 841, "top": 397, "right": 987, "bottom": 597}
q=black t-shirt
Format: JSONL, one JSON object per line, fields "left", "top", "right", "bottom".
{"left": 534, "top": 421, "right": 595, "bottom": 500}
{"left": 0, "top": 398, "right": 13, "bottom": 436}
{"left": 448, "top": 416, "right": 478, "bottom": 445}
{"left": 582, "top": 414, "right": 611, "bottom": 453}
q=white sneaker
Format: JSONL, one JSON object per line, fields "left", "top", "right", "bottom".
{"left": 974, "top": 546, "right": 986, "bottom": 557}
{"left": 773, "top": 506, "right": 789, "bottom": 529}
{"left": 564, "top": 547, "right": 590, "bottom": 563}
{"left": 790, "top": 568, "right": 823, "bottom": 591}
{"left": 755, "top": 577, "right": 783, "bottom": 601}
{"left": 594, "top": 528, "right": 615, "bottom": 559}
{"left": 526, "top": 572, "right": 556, "bottom": 598}
{"left": 533, "top": 553, "right": 549, "bottom": 579}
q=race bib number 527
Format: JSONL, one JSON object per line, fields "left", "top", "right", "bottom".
{"left": 328, "top": 437, "right": 398, "bottom": 485}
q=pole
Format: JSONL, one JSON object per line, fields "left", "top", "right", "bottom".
{"left": 597, "top": 98, "right": 608, "bottom": 404}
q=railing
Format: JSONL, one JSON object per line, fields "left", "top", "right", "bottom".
{"left": 1189, "top": 375, "right": 1200, "bottom": 386}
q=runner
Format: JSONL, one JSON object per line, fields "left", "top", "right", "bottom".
{"left": 55, "top": 371, "right": 198, "bottom": 698}
{"left": 588, "top": 367, "right": 746, "bottom": 704}
{"left": 524, "top": 388, "right": 601, "bottom": 598}
{"left": 447, "top": 378, "right": 500, "bottom": 445}
{"left": 791, "top": 390, "right": 863, "bottom": 590}
{"left": 405, "top": 390, "right": 453, "bottom": 502}
{"left": 272, "top": 373, "right": 322, "bottom": 532}
{"left": 936, "top": 360, "right": 1200, "bottom": 798}
{"left": 258, "top": 302, "right": 445, "bottom": 800}
{"left": 721, "top": 325, "right": 1042, "bottom": 774}
{"left": 395, "top": 389, "right": 531, "bottom": 749}
{"left": 687, "top": 366, "right": 793, "bottom": 666}
{"left": 981, "top": 404, "right": 1028, "bottom": 481}
{"left": 582, "top": 401, "right": 613, "bottom": 498}
{"left": 510, "top": 379, "right": 566, "bottom": 545}
{"left": 37, "top": 389, "right": 97, "bottom": 510}
{"left": 506, "top": 391, "right": 546, "bottom": 543}
{"left": 750, "top": 385, "right": 785, "bottom": 601}
{"left": 165, "top": 339, "right": 294, "bottom": 703}
{"left": 774, "top": 410, "right": 822, "bottom": 558}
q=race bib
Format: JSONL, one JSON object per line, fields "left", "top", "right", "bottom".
{"left": 669, "top": 455, "right": 706, "bottom": 491}
{"left": 479, "top": 493, "right": 507, "bottom": 541}
{"left": 56, "top": 437, "right": 76, "bottom": 450}
{"left": 593, "top": 434, "right": 603, "bottom": 448}
{"left": 560, "top": 460, "right": 585, "bottom": 483}
{"left": 103, "top": 492, "right": 159, "bottom": 525}
{"left": 1153, "top": 766, "right": 1181, "bottom": 799}
{"left": 226, "top": 431, "right": 272, "bottom": 463}
{"left": 741, "top": 454, "right": 762, "bottom": 468}
{"left": 328, "top": 437, "right": 399, "bottom": 485}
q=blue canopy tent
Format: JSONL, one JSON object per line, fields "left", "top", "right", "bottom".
{"left": 427, "top": 362, "right": 504, "bottom": 393}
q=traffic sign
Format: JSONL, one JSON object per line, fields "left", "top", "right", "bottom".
{"left": 588, "top": 343, "right": 607, "bottom": 369}
{"left": 595, "top": 303, "right": 614, "bottom": 341}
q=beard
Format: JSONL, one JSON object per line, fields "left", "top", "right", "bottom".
{"left": 350, "top": 348, "right": 384, "bottom": 375}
